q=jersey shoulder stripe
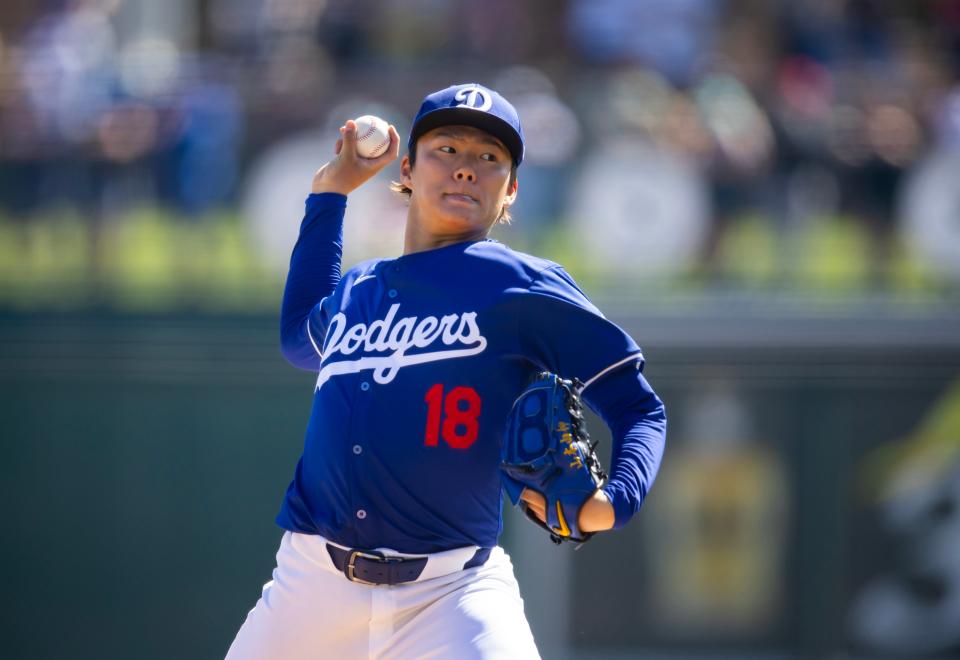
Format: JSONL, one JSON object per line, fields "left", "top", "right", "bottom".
{"left": 582, "top": 352, "right": 645, "bottom": 390}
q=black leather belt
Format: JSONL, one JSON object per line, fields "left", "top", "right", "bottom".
{"left": 326, "top": 544, "right": 492, "bottom": 586}
{"left": 326, "top": 545, "right": 428, "bottom": 585}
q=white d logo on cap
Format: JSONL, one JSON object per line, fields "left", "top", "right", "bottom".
{"left": 454, "top": 86, "right": 493, "bottom": 111}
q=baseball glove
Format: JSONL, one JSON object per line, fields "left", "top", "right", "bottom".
{"left": 500, "top": 372, "right": 607, "bottom": 545}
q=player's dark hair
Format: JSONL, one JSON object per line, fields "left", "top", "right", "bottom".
{"left": 390, "top": 146, "right": 518, "bottom": 224}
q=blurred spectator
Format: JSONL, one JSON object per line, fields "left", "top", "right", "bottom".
{"left": 0, "top": 0, "right": 959, "bottom": 290}
{"left": 567, "top": 0, "right": 720, "bottom": 86}
{"left": 489, "top": 66, "right": 581, "bottom": 241}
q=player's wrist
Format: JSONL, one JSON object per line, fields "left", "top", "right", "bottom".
{"left": 577, "top": 489, "right": 615, "bottom": 533}
{"left": 311, "top": 180, "right": 353, "bottom": 195}
{"left": 310, "top": 166, "right": 357, "bottom": 195}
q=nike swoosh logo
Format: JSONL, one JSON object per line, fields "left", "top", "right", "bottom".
{"left": 353, "top": 274, "right": 376, "bottom": 285}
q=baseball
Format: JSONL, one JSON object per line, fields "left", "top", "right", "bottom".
{"left": 353, "top": 115, "right": 391, "bottom": 159}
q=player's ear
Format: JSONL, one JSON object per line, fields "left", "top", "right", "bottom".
{"left": 399, "top": 154, "right": 413, "bottom": 189}
{"left": 503, "top": 176, "right": 518, "bottom": 206}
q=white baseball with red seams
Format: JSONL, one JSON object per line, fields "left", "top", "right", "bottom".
{"left": 353, "top": 115, "right": 391, "bottom": 158}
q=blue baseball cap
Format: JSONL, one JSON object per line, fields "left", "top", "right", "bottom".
{"left": 408, "top": 83, "right": 525, "bottom": 166}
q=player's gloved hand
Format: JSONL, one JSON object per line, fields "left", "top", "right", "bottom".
{"left": 520, "top": 487, "right": 615, "bottom": 533}
{"left": 501, "top": 372, "right": 611, "bottom": 545}
{"left": 312, "top": 120, "right": 400, "bottom": 196}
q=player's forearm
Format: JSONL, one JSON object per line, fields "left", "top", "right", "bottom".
{"left": 603, "top": 408, "right": 666, "bottom": 529}
{"left": 583, "top": 367, "right": 667, "bottom": 530}
{"left": 279, "top": 193, "right": 346, "bottom": 368}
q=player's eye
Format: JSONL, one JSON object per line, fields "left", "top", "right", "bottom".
{"left": 439, "top": 146, "right": 455, "bottom": 153}
{"left": 481, "top": 153, "right": 498, "bottom": 162}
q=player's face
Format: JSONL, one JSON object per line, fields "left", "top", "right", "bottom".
{"left": 401, "top": 125, "right": 518, "bottom": 238}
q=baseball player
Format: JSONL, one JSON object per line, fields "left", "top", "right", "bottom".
{"left": 226, "top": 83, "right": 667, "bottom": 659}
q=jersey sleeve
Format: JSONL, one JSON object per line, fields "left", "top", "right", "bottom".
{"left": 279, "top": 193, "right": 346, "bottom": 371}
{"left": 517, "top": 265, "right": 644, "bottom": 386}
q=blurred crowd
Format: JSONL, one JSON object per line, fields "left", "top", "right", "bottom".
{"left": 1, "top": 0, "right": 959, "bottom": 284}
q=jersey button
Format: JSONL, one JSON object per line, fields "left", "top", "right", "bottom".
{"left": 356, "top": 509, "right": 367, "bottom": 519}
{"left": 360, "top": 381, "right": 370, "bottom": 391}
{"left": 388, "top": 289, "right": 398, "bottom": 298}
{"left": 352, "top": 444, "right": 362, "bottom": 455}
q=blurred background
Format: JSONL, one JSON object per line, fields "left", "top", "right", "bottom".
{"left": 1, "top": 0, "right": 959, "bottom": 658}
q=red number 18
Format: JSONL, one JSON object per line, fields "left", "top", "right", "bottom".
{"left": 424, "top": 384, "right": 482, "bottom": 449}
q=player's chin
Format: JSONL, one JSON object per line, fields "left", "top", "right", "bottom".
{"left": 435, "top": 208, "right": 494, "bottom": 233}
{"left": 438, "top": 196, "right": 484, "bottom": 219}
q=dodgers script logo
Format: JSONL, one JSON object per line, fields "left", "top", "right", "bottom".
{"left": 454, "top": 86, "right": 493, "bottom": 111}
{"left": 316, "top": 304, "right": 487, "bottom": 389}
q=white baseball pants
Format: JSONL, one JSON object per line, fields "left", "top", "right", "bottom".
{"left": 225, "top": 532, "right": 541, "bottom": 660}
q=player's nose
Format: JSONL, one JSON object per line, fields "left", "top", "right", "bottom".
{"left": 453, "top": 167, "right": 476, "bottom": 183}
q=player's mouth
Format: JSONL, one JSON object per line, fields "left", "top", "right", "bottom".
{"left": 442, "top": 192, "right": 479, "bottom": 205}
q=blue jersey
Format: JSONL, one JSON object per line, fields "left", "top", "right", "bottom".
{"left": 277, "top": 194, "right": 665, "bottom": 553}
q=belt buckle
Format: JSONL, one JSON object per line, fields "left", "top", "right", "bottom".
{"left": 346, "top": 550, "right": 389, "bottom": 585}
